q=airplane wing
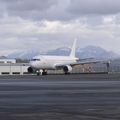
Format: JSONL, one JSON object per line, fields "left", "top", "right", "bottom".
{"left": 55, "top": 59, "right": 110, "bottom": 69}
{"left": 71, "top": 59, "right": 110, "bottom": 66}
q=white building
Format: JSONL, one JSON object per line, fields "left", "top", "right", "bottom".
{"left": 0, "top": 63, "right": 29, "bottom": 75}
{"left": 0, "top": 59, "right": 16, "bottom": 64}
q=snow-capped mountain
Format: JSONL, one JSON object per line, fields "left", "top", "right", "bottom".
{"left": 47, "top": 46, "right": 119, "bottom": 59}
{"left": 76, "top": 46, "right": 119, "bottom": 59}
{"left": 47, "top": 47, "right": 70, "bottom": 56}
{"left": 7, "top": 46, "right": 119, "bottom": 59}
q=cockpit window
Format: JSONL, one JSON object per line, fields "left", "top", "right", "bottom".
{"left": 31, "top": 59, "right": 40, "bottom": 61}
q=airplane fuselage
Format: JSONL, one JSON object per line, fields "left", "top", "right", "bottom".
{"left": 30, "top": 55, "right": 78, "bottom": 70}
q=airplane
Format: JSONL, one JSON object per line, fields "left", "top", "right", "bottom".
{"left": 28, "top": 39, "right": 109, "bottom": 75}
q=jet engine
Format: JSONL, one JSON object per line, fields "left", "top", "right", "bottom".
{"left": 63, "top": 65, "right": 72, "bottom": 74}
{"left": 27, "top": 67, "right": 34, "bottom": 73}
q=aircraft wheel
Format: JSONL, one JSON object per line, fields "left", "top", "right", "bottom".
{"left": 37, "top": 72, "right": 40, "bottom": 76}
{"left": 64, "top": 72, "right": 70, "bottom": 75}
{"left": 42, "top": 71, "right": 47, "bottom": 75}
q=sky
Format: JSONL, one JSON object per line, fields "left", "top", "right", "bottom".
{"left": 0, "top": 0, "right": 120, "bottom": 55}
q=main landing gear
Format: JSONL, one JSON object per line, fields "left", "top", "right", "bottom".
{"left": 36, "top": 69, "right": 47, "bottom": 76}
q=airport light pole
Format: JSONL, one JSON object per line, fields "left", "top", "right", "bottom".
{"left": 10, "top": 63, "right": 12, "bottom": 75}
{"left": 106, "top": 61, "right": 110, "bottom": 73}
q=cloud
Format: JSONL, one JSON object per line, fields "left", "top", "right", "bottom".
{"left": 1, "top": 0, "right": 120, "bottom": 21}
{"left": 0, "top": 0, "right": 59, "bottom": 20}
{"left": 1, "top": 0, "right": 57, "bottom": 11}
{"left": 68, "top": 0, "right": 120, "bottom": 15}
{"left": 0, "top": 0, "right": 120, "bottom": 56}
{"left": 0, "top": 14, "right": 120, "bottom": 55}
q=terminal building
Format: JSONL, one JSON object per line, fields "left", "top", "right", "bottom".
{"left": 0, "top": 58, "right": 16, "bottom": 64}
{"left": 0, "top": 58, "right": 29, "bottom": 75}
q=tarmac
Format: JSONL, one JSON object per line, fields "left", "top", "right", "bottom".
{"left": 0, "top": 73, "right": 120, "bottom": 120}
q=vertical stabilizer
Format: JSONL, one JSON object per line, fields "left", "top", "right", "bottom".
{"left": 70, "top": 39, "right": 77, "bottom": 57}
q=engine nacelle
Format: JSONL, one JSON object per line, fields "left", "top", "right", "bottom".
{"left": 63, "top": 65, "right": 72, "bottom": 74}
{"left": 27, "top": 67, "right": 34, "bottom": 73}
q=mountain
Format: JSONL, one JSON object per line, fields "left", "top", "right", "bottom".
{"left": 47, "top": 46, "right": 120, "bottom": 59}
{"left": 76, "top": 46, "right": 119, "bottom": 59}
{"left": 0, "top": 56, "right": 8, "bottom": 59}
{"left": 7, "top": 50, "right": 40, "bottom": 59}
{"left": 47, "top": 47, "right": 70, "bottom": 56}
{"left": 47, "top": 46, "right": 119, "bottom": 59}
{"left": 7, "top": 46, "right": 119, "bottom": 59}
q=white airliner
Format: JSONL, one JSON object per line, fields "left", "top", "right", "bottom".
{"left": 28, "top": 39, "right": 108, "bottom": 75}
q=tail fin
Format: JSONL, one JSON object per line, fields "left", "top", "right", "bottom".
{"left": 70, "top": 39, "right": 77, "bottom": 57}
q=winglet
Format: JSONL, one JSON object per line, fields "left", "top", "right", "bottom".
{"left": 70, "top": 38, "right": 77, "bottom": 57}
